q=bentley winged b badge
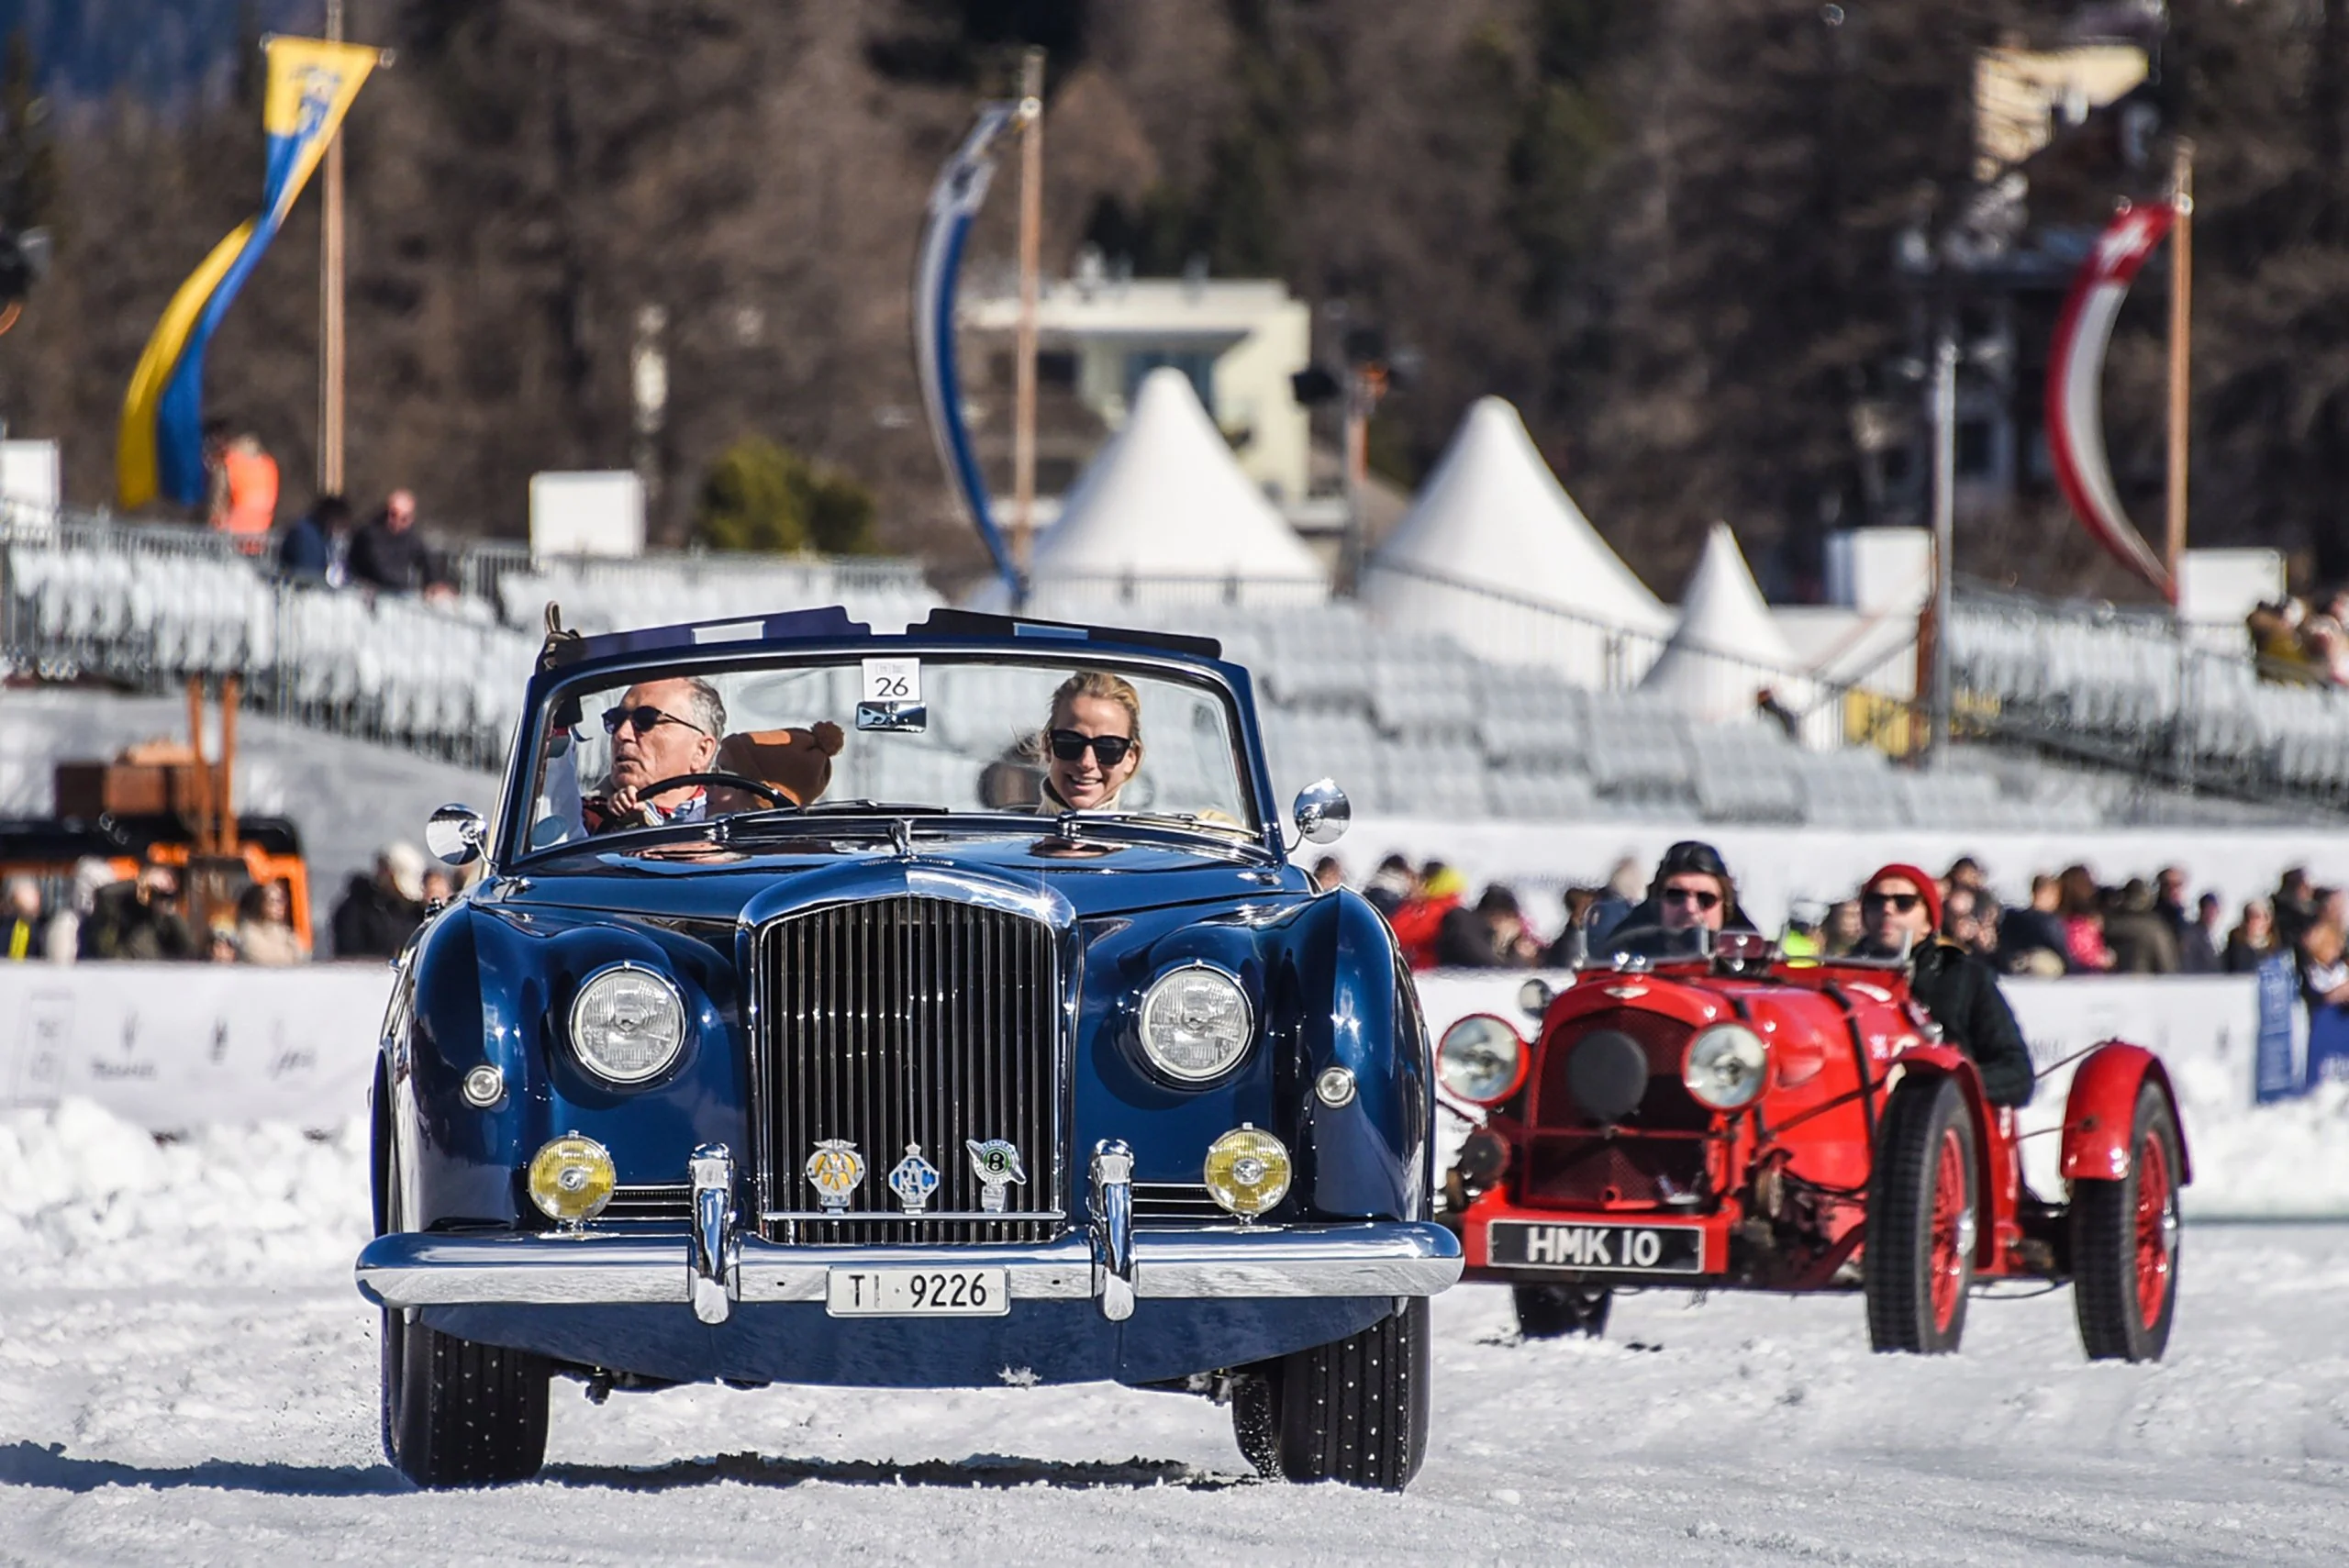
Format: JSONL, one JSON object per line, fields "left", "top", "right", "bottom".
{"left": 965, "top": 1138, "right": 1027, "bottom": 1214}
{"left": 806, "top": 1140, "right": 866, "bottom": 1212}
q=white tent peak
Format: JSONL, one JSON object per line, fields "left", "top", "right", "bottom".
{"left": 1364, "top": 395, "right": 1668, "bottom": 635}
{"left": 1641, "top": 520, "right": 1805, "bottom": 721}
{"left": 1022, "top": 366, "right": 1325, "bottom": 587}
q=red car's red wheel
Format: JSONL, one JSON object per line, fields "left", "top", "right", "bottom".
{"left": 1929, "top": 1126, "right": 1970, "bottom": 1335}
{"left": 2074, "top": 1081, "right": 2183, "bottom": 1362}
{"left": 1865, "top": 1073, "right": 1976, "bottom": 1355}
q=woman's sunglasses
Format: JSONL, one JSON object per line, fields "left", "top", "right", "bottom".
{"left": 1662, "top": 887, "right": 1721, "bottom": 910}
{"left": 602, "top": 704, "right": 707, "bottom": 739}
{"left": 1048, "top": 729, "right": 1134, "bottom": 766}
{"left": 1863, "top": 892, "right": 1922, "bottom": 913}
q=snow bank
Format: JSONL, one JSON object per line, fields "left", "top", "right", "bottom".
{"left": 0, "top": 1098, "right": 368, "bottom": 1287}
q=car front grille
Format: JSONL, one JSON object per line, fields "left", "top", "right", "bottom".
{"left": 1131, "top": 1181, "right": 1229, "bottom": 1226}
{"left": 1522, "top": 1132, "right": 1710, "bottom": 1210}
{"left": 1533, "top": 1007, "right": 1715, "bottom": 1132}
{"left": 1523, "top": 1006, "right": 1715, "bottom": 1210}
{"left": 755, "top": 895, "right": 1063, "bottom": 1244}
{"left": 600, "top": 1184, "right": 692, "bottom": 1224}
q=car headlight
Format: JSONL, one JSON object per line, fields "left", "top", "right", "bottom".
{"left": 1437, "top": 1014, "right": 1528, "bottom": 1106}
{"left": 1203, "top": 1126, "right": 1292, "bottom": 1218}
{"left": 1139, "top": 963, "right": 1252, "bottom": 1082}
{"left": 527, "top": 1133, "right": 615, "bottom": 1226}
{"left": 1683, "top": 1022, "right": 1769, "bottom": 1109}
{"left": 569, "top": 963, "right": 687, "bottom": 1084}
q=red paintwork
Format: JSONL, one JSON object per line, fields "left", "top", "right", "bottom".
{"left": 2136, "top": 1131, "right": 2173, "bottom": 1329}
{"left": 1448, "top": 951, "right": 2189, "bottom": 1300}
{"left": 1930, "top": 1126, "right": 1968, "bottom": 1330}
{"left": 2060, "top": 1042, "right": 2192, "bottom": 1183}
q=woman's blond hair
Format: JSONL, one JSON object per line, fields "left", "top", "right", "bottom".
{"left": 1047, "top": 669, "right": 1142, "bottom": 745}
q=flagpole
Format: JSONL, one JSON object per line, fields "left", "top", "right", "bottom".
{"left": 320, "top": 0, "right": 347, "bottom": 498}
{"left": 2164, "top": 139, "right": 2194, "bottom": 598}
{"left": 1010, "top": 47, "right": 1044, "bottom": 587}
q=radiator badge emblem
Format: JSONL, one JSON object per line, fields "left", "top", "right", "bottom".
{"left": 965, "top": 1139, "right": 1028, "bottom": 1214}
{"left": 886, "top": 1144, "right": 941, "bottom": 1215}
{"left": 806, "top": 1140, "right": 866, "bottom": 1211}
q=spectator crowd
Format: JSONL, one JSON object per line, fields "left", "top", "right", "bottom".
{"left": 201, "top": 425, "right": 457, "bottom": 599}
{"left": 1327, "top": 850, "right": 2321, "bottom": 993}
{"left": 2249, "top": 592, "right": 2349, "bottom": 686}
{"left": 0, "top": 841, "right": 454, "bottom": 966}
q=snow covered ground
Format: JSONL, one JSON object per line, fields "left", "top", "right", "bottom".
{"left": 1, "top": 1099, "right": 2345, "bottom": 1566}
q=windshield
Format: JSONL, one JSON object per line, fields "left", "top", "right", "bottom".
{"left": 514, "top": 651, "right": 1259, "bottom": 855}
{"left": 1577, "top": 923, "right": 1714, "bottom": 967}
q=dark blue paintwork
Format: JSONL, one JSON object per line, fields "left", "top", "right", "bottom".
{"left": 423, "top": 1296, "right": 1391, "bottom": 1388}
{"left": 379, "top": 607, "right": 1431, "bottom": 1387}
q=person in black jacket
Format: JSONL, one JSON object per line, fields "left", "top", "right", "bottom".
{"left": 348, "top": 489, "right": 429, "bottom": 594}
{"left": 1854, "top": 862, "right": 2035, "bottom": 1106}
{"left": 331, "top": 845, "right": 427, "bottom": 959}
{"left": 81, "top": 864, "right": 195, "bottom": 962}
{"left": 277, "top": 494, "right": 351, "bottom": 584}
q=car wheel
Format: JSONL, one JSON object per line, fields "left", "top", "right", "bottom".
{"left": 1865, "top": 1073, "right": 1976, "bottom": 1355}
{"left": 1512, "top": 1284, "right": 1610, "bottom": 1339}
{"left": 1252, "top": 1298, "right": 1430, "bottom": 1491}
{"left": 375, "top": 1140, "right": 551, "bottom": 1487}
{"left": 382, "top": 1307, "right": 551, "bottom": 1488}
{"left": 2071, "top": 1082, "right": 2182, "bottom": 1362}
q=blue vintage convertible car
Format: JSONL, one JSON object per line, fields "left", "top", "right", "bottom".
{"left": 357, "top": 606, "right": 1458, "bottom": 1489}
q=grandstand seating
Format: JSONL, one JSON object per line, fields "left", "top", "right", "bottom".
{"left": 8, "top": 519, "right": 2339, "bottom": 828}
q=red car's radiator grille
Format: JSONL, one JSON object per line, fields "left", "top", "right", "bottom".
{"left": 1532, "top": 1007, "right": 1713, "bottom": 1132}
{"left": 1522, "top": 1132, "right": 1709, "bottom": 1210}
{"left": 1522, "top": 1006, "right": 1713, "bottom": 1208}
{"left": 754, "top": 895, "right": 1063, "bottom": 1245}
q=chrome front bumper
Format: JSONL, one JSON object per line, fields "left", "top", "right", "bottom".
{"left": 357, "top": 1222, "right": 1462, "bottom": 1311}
{"left": 365, "top": 1140, "right": 1460, "bottom": 1323}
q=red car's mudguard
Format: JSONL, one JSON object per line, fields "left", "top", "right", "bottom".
{"left": 2060, "top": 1041, "right": 2192, "bottom": 1184}
{"left": 1881, "top": 1045, "right": 2005, "bottom": 1267}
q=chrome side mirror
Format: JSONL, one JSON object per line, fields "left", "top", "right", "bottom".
{"left": 1292, "top": 778, "right": 1351, "bottom": 845}
{"left": 1518, "top": 978, "right": 1556, "bottom": 1018}
{"left": 426, "top": 803, "right": 487, "bottom": 867}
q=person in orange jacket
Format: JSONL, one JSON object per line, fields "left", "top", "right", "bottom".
{"left": 207, "top": 428, "right": 279, "bottom": 554}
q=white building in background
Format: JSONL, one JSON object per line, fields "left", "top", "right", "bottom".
{"left": 960, "top": 258, "right": 1315, "bottom": 521}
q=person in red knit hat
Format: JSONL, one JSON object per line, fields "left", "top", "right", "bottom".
{"left": 1854, "top": 862, "right": 2035, "bottom": 1106}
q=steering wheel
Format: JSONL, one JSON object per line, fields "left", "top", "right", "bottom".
{"left": 631, "top": 771, "right": 795, "bottom": 810}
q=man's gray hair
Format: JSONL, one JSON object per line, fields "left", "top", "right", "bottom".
{"left": 679, "top": 676, "right": 726, "bottom": 739}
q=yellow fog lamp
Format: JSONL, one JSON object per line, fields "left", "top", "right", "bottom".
{"left": 1203, "top": 1125, "right": 1292, "bottom": 1220}
{"left": 528, "top": 1132, "right": 616, "bottom": 1228}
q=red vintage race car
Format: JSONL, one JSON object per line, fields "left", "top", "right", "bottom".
{"left": 1435, "top": 928, "right": 2188, "bottom": 1360}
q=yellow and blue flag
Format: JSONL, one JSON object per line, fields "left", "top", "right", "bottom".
{"left": 117, "top": 36, "right": 379, "bottom": 510}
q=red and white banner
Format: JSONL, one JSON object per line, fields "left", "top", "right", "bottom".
{"left": 2044, "top": 202, "right": 2178, "bottom": 598}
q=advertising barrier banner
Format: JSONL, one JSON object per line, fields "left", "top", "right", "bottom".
{"left": 0, "top": 963, "right": 387, "bottom": 1131}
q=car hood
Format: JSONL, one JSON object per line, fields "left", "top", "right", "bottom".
{"left": 486, "top": 826, "right": 1305, "bottom": 924}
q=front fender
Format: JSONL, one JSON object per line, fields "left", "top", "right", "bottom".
{"left": 1286, "top": 889, "right": 1430, "bottom": 1220}
{"left": 2060, "top": 1041, "right": 2190, "bottom": 1184}
{"left": 1885, "top": 1044, "right": 2000, "bottom": 1265}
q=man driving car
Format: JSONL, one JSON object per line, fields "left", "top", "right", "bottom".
{"left": 1601, "top": 840, "right": 1760, "bottom": 954}
{"left": 1852, "top": 862, "right": 2035, "bottom": 1106}
{"left": 584, "top": 675, "right": 725, "bottom": 833}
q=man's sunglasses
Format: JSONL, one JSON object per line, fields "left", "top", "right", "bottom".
{"left": 1662, "top": 886, "right": 1721, "bottom": 910}
{"left": 1863, "top": 892, "right": 1922, "bottom": 913}
{"left": 602, "top": 704, "right": 707, "bottom": 739}
{"left": 1048, "top": 729, "right": 1134, "bottom": 766}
